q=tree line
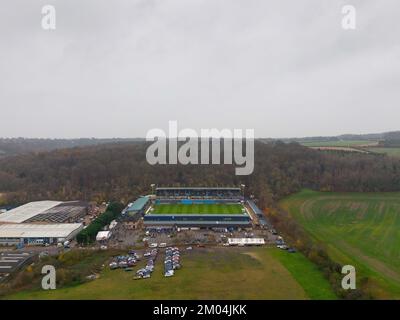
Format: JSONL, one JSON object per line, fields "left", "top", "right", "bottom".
{"left": 1, "top": 140, "right": 400, "bottom": 205}
{"left": 76, "top": 202, "right": 124, "bottom": 244}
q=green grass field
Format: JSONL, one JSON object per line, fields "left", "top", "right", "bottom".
{"left": 280, "top": 190, "right": 400, "bottom": 299}
{"left": 301, "top": 140, "right": 378, "bottom": 147}
{"left": 3, "top": 247, "right": 336, "bottom": 300}
{"left": 151, "top": 203, "right": 245, "bottom": 215}
{"left": 367, "top": 147, "right": 400, "bottom": 157}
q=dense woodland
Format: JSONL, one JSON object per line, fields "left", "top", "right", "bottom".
{"left": 1, "top": 140, "right": 400, "bottom": 206}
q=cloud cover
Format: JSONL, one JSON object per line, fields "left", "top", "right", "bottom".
{"left": 0, "top": 0, "right": 399, "bottom": 138}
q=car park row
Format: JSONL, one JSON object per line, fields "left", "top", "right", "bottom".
{"left": 135, "top": 248, "right": 158, "bottom": 279}
{"left": 109, "top": 250, "right": 140, "bottom": 270}
{"left": 164, "top": 247, "right": 181, "bottom": 277}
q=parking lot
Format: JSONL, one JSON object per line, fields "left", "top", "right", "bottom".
{"left": 107, "top": 222, "right": 278, "bottom": 250}
{"left": 0, "top": 252, "right": 35, "bottom": 276}
{"left": 107, "top": 245, "right": 188, "bottom": 280}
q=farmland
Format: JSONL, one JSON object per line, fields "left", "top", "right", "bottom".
{"left": 366, "top": 147, "right": 400, "bottom": 158}
{"left": 300, "top": 139, "right": 400, "bottom": 157}
{"left": 280, "top": 190, "right": 400, "bottom": 298}
{"left": 301, "top": 140, "right": 379, "bottom": 148}
{"left": 3, "top": 247, "right": 336, "bottom": 300}
{"left": 151, "top": 203, "right": 244, "bottom": 215}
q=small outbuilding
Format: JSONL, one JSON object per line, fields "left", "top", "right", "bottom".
{"left": 96, "top": 231, "right": 112, "bottom": 242}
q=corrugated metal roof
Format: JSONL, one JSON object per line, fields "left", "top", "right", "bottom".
{"left": 126, "top": 196, "right": 149, "bottom": 212}
{"left": 0, "top": 223, "right": 82, "bottom": 238}
{"left": 247, "top": 200, "right": 263, "bottom": 215}
{"left": 0, "top": 201, "right": 63, "bottom": 223}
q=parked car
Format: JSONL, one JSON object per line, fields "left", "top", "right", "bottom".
{"left": 277, "top": 245, "right": 288, "bottom": 250}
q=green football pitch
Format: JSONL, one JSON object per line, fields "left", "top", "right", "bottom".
{"left": 151, "top": 203, "right": 245, "bottom": 215}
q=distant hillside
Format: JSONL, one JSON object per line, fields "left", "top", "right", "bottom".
{"left": 271, "top": 131, "right": 400, "bottom": 144}
{"left": 0, "top": 138, "right": 144, "bottom": 158}
{"left": 2, "top": 131, "right": 400, "bottom": 157}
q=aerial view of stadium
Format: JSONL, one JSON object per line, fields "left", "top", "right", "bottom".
{"left": 1, "top": 0, "right": 399, "bottom": 317}
{"left": 144, "top": 187, "right": 251, "bottom": 227}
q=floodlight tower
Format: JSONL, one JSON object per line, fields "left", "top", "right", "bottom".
{"left": 240, "top": 184, "right": 245, "bottom": 201}
{"left": 150, "top": 184, "right": 156, "bottom": 196}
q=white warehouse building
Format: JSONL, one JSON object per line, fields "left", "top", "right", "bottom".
{"left": 0, "top": 201, "right": 63, "bottom": 223}
{"left": 0, "top": 200, "right": 86, "bottom": 246}
{"left": 0, "top": 223, "right": 83, "bottom": 246}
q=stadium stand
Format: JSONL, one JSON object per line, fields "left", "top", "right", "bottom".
{"left": 247, "top": 200, "right": 270, "bottom": 228}
{"left": 156, "top": 187, "right": 243, "bottom": 201}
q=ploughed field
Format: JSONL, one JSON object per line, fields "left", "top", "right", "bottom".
{"left": 151, "top": 203, "right": 245, "bottom": 215}
{"left": 280, "top": 190, "right": 400, "bottom": 298}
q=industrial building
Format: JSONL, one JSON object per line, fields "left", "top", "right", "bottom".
{"left": 25, "top": 201, "right": 88, "bottom": 223}
{"left": 0, "top": 200, "right": 88, "bottom": 224}
{"left": 0, "top": 200, "right": 87, "bottom": 246}
{"left": 0, "top": 201, "right": 63, "bottom": 224}
{"left": 0, "top": 223, "right": 83, "bottom": 246}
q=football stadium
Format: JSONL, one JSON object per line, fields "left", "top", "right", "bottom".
{"left": 144, "top": 187, "right": 252, "bottom": 228}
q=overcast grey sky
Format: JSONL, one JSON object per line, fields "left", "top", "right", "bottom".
{"left": 0, "top": 0, "right": 399, "bottom": 138}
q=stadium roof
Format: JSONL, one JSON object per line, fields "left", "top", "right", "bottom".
{"left": 0, "top": 223, "right": 83, "bottom": 238}
{"left": 0, "top": 201, "right": 62, "bottom": 223}
{"left": 247, "top": 200, "right": 263, "bottom": 215}
{"left": 156, "top": 187, "right": 241, "bottom": 190}
{"left": 126, "top": 196, "right": 149, "bottom": 212}
{"left": 247, "top": 200, "right": 271, "bottom": 227}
